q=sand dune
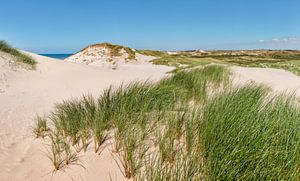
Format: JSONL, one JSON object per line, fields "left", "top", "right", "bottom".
{"left": 232, "top": 66, "right": 300, "bottom": 96}
{"left": 0, "top": 51, "right": 172, "bottom": 181}
{"left": 1, "top": 51, "right": 300, "bottom": 180}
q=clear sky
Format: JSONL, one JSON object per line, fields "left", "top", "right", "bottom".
{"left": 0, "top": 0, "right": 299, "bottom": 53}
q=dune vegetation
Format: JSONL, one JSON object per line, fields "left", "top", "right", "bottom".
{"left": 0, "top": 40, "right": 36, "bottom": 67}
{"left": 136, "top": 50, "right": 169, "bottom": 57}
{"left": 83, "top": 43, "right": 136, "bottom": 60}
{"left": 34, "top": 65, "right": 300, "bottom": 180}
{"left": 103, "top": 43, "right": 136, "bottom": 60}
{"left": 138, "top": 49, "right": 300, "bottom": 75}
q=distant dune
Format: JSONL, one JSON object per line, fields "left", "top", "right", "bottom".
{"left": 65, "top": 43, "right": 156, "bottom": 69}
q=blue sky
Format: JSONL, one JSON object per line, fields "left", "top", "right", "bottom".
{"left": 0, "top": 0, "right": 299, "bottom": 53}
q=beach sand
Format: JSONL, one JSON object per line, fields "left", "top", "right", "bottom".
{"left": 1, "top": 52, "right": 300, "bottom": 180}
{"left": 0, "top": 52, "right": 172, "bottom": 181}
{"left": 232, "top": 66, "right": 300, "bottom": 96}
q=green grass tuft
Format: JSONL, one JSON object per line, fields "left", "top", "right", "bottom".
{"left": 33, "top": 116, "right": 49, "bottom": 138}
{"left": 201, "top": 85, "right": 300, "bottom": 180}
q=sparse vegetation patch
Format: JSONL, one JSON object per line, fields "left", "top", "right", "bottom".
{"left": 138, "top": 49, "right": 300, "bottom": 75}
{"left": 0, "top": 40, "right": 36, "bottom": 68}
{"left": 84, "top": 43, "right": 136, "bottom": 60}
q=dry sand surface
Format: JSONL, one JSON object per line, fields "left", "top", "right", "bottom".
{"left": 232, "top": 66, "right": 300, "bottom": 96}
{"left": 0, "top": 52, "right": 172, "bottom": 181}
{"left": 1, "top": 52, "right": 300, "bottom": 181}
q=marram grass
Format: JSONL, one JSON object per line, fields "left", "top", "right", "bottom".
{"left": 201, "top": 85, "right": 300, "bottom": 180}
{"left": 0, "top": 40, "right": 36, "bottom": 67}
{"left": 33, "top": 65, "right": 300, "bottom": 180}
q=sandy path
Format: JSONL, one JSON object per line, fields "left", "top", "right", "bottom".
{"left": 0, "top": 52, "right": 172, "bottom": 181}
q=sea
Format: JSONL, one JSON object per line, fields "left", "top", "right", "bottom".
{"left": 39, "top": 54, "right": 73, "bottom": 60}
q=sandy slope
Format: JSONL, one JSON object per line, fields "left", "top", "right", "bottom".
{"left": 0, "top": 52, "right": 172, "bottom": 181}
{"left": 1, "top": 51, "right": 300, "bottom": 181}
{"left": 232, "top": 66, "right": 300, "bottom": 96}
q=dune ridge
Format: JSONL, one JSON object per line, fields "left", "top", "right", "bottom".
{"left": 65, "top": 43, "right": 155, "bottom": 69}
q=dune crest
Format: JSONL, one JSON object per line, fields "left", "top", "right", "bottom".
{"left": 65, "top": 43, "right": 155, "bottom": 69}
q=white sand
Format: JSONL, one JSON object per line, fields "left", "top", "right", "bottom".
{"left": 1, "top": 52, "right": 300, "bottom": 180}
{"left": 232, "top": 66, "right": 300, "bottom": 96}
{"left": 0, "top": 52, "right": 172, "bottom": 181}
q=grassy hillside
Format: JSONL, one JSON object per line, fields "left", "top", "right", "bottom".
{"left": 0, "top": 41, "right": 36, "bottom": 68}
{"left": 34, "top": 65, "right": 300, "bottom": 180}
{"left": 138, "top": 49, "right": 300, "bottom": 75}
{"left": 136, "top": 50, "right": 169, "bottom": 57}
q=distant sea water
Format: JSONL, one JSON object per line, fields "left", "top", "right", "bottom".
{"left": 40, "top": 54, "right": 73, "bottom": 60}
